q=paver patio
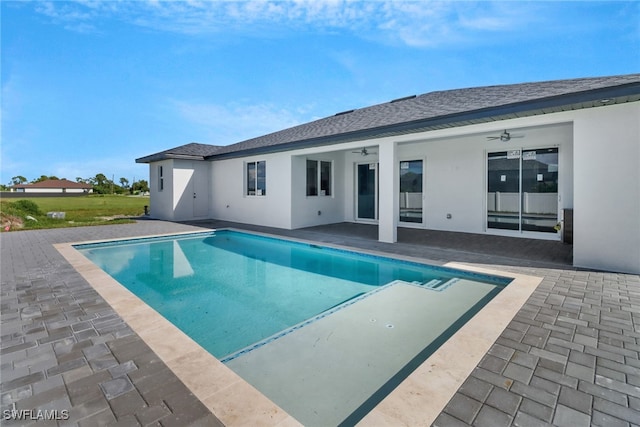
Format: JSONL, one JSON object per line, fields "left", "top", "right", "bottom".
{"left": 1, "top": 219, "right": 638, "bottom": 426}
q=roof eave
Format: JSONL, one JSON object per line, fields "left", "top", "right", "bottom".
{"left": 135, "top": 154, "right": 207, "bottom": 164}
{"left": 207, "top": 81, "right": 640, "bottom": 160}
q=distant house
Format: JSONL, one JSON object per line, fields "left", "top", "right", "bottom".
{"left": 11, "top": 179, "right": 93, "bottom": 194}
{"left": 137, "top": 74, "right": 640, "bottom": 274}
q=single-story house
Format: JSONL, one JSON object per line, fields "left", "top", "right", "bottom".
{"left": 11, "top": 178, "right": 93, "bottom": 194}
{"left": 137, "top": 74, "right": 640, "bottom": 274}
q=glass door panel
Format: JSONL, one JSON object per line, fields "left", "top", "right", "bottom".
{"left": 521, "top": 148, "right": 558, "bottom": 233}
{"left": 487, "top": 148, "right": 559, "bottom": 234}
{"left": 357, "top": 163, "right": 377, "bottom": 220}
{"left": 399, "top": 160, "right": 423, "bottom": 223}
{"left": 487, "top": 151, "right": 521, "bottom": 230}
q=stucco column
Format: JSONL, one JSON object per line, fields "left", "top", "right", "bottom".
{"left": 378, "top": 142, "right": 398, "bottom": 243}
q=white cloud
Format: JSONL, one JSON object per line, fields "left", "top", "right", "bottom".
{"left": 34, "top": 1, "right": 101, "bottom": 33}
{"left": 31, "top": 0, "right": 542, "bottom": 47}
{"left": 171, "top": 99, "right": 307, "bottom": 144}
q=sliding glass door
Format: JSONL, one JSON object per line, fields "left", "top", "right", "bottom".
{"left": 487, "top": 148, "right": 559, "bottom": 234}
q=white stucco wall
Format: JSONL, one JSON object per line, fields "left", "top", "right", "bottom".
{"left": 148, "top": 159, "right": 210, "bottom": 221}
{"left": 406, "top": 122, "right": 573, "bottom": 236}
{"left": 398, "top": 135, "right": 488, "bottom": 234}
{"left": 24, "top": 188, "right": 62, "bottom": 193}
{"left": 210, "top": 153, "right": 292, "bottom": 229}
{"left": 149, "top": 160, "right": 175, "bottom": 220}
{"left": 146, "top": 101, "right": 638, "bottom": 274}
{"left": 573, "top": 103, "right": 640, "bottom": 274}
{"left": 22, "top": 187, "right": 89, "bottom": 193}
{"left": 339, "top": 121, "right": 574, "bottom": 239}
{"left": 290, "top": 152, "right": 346, "bottom": 229}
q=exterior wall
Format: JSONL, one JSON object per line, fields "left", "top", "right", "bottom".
{"left": 290, "top": 151, "right": 346, "bottom": 229}
{"left": 149, "top": 160, "right": 175, "bottom": 221}
{"left": 339, "top": 120, "right": 574, "bottom": 239}
{"left": 573, "top": 103, "right": 640, "bottom": 274}
{"left": 148, "top": 159, "right": 210, "bottom": 221}
{"left": 24, "top": 188, "right": 64, "bottom": 193}
{"left": 146, "top": 101, "right": 638, "bottom": 274}
{"left": 210, "top": 153, "right": 292, "bottom": 229}
{"left": 21, "top": 187, "right": 91, "bottom": 193}
{"left": 400, "top": 122, "right": 573, "bottom": 236}
{"left": 173, "top": 160, "right": 210, "bottom": 221}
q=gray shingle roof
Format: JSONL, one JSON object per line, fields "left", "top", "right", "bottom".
{"left": 136, "top": 142, "right": 223, "bottom": 163}
{"left": 137, "top": 74, "right": 640, "bottom": 162}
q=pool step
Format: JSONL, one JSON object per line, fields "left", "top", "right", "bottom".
{"left": 413, "top": 278, "right": 459, "bottom": 292}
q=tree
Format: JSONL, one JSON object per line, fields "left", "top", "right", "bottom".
{"left": 93, "top": 173, "right": 108, "bottom": 185}
{"left": 132, "top": 179, "right": 149, "bottom": 194}
{"left": 10, "top": 176, "right": 27, "bottom": 186}
{"left": 91, "top": 173, "right": 111, "bottom": 194}
{"left": 119, "top": 177, "right": 129, "bottom": 189}
{"left": 32, "top": 175, "right": 59, "bottom": 183}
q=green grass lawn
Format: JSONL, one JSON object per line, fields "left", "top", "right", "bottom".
{"left": 0, "top": 195, "right": 150, "bottom": 231}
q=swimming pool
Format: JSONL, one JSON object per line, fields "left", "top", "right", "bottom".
{"left": 76, "top": 229, "right": 513, "bottom": 426}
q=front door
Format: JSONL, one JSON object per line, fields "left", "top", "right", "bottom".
{"left": 357, "top": 163, "right": 378, "bottom": 220}
{"left": 487, "top": 147, "right": 559, "bottom": 235}
{"left": 192, "top": 162, "right": 209, "bottom": 218}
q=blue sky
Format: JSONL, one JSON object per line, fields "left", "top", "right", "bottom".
{"left": 2, "top": 1, "right": 639, "bottom": 185}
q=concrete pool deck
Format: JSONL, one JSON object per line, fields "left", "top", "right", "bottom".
{"left": 2, "top": 219, "right": 639, "bottom": 426}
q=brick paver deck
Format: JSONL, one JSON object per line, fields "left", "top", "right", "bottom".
{"left": 1, "top": 219, "right": 638, "bottom": 426}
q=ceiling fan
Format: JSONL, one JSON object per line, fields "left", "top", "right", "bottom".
{"left": 487, "top": 130, "right": 524, "bottom": 142}
{"left": 352, "top": 147, "right": 377, "bottom": 156}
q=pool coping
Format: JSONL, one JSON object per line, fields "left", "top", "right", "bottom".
{"left": 54, "top": 227, "right": 543, "bottom": 426}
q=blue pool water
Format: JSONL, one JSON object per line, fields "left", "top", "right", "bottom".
{"left": 76, "top": 230, "right": 510, "bottom": 359}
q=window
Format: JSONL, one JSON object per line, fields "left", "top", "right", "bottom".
{"left": 158, "top": 165, "right": 164, "bottom": 192}
{"left": 306, "top": 159, "right": 332, "bottom": 196}
{"left": 399, "top": 160, "right": 423, "bottom": 223}
{"left": 246, "top": 161, "right": 266, "bottom": 196}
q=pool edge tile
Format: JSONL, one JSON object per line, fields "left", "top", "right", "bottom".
{"left": 55, "top": 235, "right": 543, "bottom": 427}
{"left": 54, "top": 241, "right": 297, "bottom": 427}
{"left": 356, "top": 263, "right": 542, "bottom": 426}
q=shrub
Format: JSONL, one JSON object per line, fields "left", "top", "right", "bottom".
{"left": 13, "top": 200, "right": 42, "bottom": 216}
